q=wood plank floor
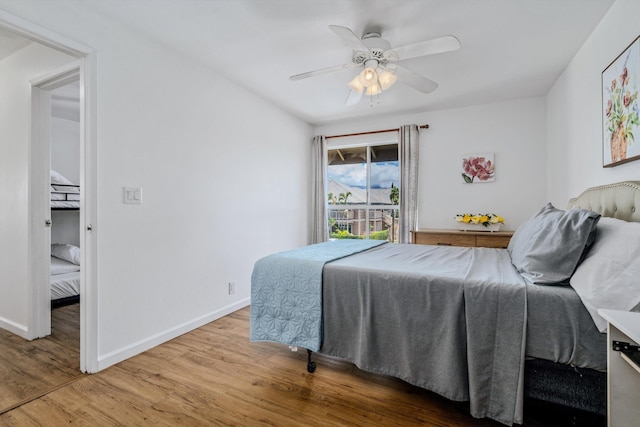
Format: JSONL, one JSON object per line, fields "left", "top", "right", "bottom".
{"left": 0, "top": 303, "right": 82, "bottom": 415}
{"left": 0, "top": 306, "right": 605, "bottom": 426}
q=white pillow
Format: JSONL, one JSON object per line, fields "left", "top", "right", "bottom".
{"left": 51, "top": 170, "right": 79, "bottom": 193}
{"left": 570, "top": 217, "right": 640, "bottom": 332}
{"left": 51, "top": 170, "right": 74, "bottom": 185}
{"left": 51, "top": 243, "right": 80, "bottom": 265}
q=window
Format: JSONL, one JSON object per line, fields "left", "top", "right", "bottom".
{"left": 327, "top": 138, "right": 399, "bottom": 242}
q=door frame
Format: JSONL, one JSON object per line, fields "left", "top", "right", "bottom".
{"left": 1, "top": 9, "right": 99, "bottom": 373}
{"left": 30, "top": 65, "right": 81, "bottom": 339}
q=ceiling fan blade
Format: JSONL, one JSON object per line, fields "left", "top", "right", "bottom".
{"left": 329, "top": 25, "right": 369, "bottom": 52}
{"left": 386, "top": 35, "right": 460, "bottom": 61}
{"left": 345, "top": 89, "right": 363, "bottom": 106}
{"left": 392, "top": 65, "right": 438, "bottom": 93}
{"left": 289, "top": 63, "right": 357, "bottom": 81}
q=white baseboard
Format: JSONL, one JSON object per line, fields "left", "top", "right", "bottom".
{"left": 96, "top": 298, "right": 250, "bottom": 372}
{"left": 0, "top": 316, "right": 29, "bottom": 339}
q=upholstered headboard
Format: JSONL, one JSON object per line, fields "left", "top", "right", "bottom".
{"left": 567, "top": 181, "right": 640, "bottom": 222}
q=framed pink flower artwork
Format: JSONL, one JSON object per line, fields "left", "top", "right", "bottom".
{"left": 462, "top": 153, "right": 494, "bottom": 183}
{"left": 602, "top": 35, "right": 640, "bottom": 167}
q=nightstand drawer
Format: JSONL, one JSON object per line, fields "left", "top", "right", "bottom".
{"left": 476, "top": 235, "right": 511, "bottom": 248}
{"left": 411, "top": 229, "right": 514, "bottom": 248}
{"left": 415, "top": 233, "right": 475, "bottom": 247}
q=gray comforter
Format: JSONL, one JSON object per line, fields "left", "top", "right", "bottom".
{"left": 321, "top": 243, "right": 528, "bottom": 426}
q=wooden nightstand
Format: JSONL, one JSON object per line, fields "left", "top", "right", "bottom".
{"left": 598, "top": 309, "right": 640, "bottom": 427}
{"left": 410, "top": 229, "right": 514, "bottom": 249}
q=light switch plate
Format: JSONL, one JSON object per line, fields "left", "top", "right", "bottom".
{"left": 123, "top": 186, "right": 142, "bottom": 204}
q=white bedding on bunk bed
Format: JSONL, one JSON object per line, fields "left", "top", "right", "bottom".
{"left": 50, "top": 244, "right": 80, "bottom": 300}
{"left": 51, "top": 170, "right": 80, "bottom": 209}
{"left": 51, "top": 201, "right": 80, "bottom": 209}
{"left": 51, "top": 270, "right": 80, "bottom": 300}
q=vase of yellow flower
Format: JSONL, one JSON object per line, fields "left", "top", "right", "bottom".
{"left": 455, "top": 213, "right": 504, "bottom": 232}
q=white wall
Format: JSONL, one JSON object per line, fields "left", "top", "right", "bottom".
{"left": 547, "top": 0, "right": 640, "bottom": 206}
{"left": 0, "top": 3, "right": 312, "bottom": 369}
{"left": 93, "top": 26, "right": 311, "bottom": 365}
{"left": 316, "top": 97, "right": 548, "bottom": 231}
{"left": 51, "top": 211, "right": 79, "bottom": 247}
{"left": 51, "top": 115, "right": 81, "bottom": 247}
{"left": 51, "top": 116, "right": 80, "bottom": 183}
{"left": 0, "top": 42, "right": 76, "bottom": 336}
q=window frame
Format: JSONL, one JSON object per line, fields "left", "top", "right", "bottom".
{"left": 325, "top": 132, "right": 400, "bottom": 240}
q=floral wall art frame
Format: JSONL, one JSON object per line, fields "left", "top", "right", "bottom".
{"left": 461, "top": 153, "right": 495, "bottom": 183}
{"left": 603, "top": 35, "right": 640, "bottom": 167}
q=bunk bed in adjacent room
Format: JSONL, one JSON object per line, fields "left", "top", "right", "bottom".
{"left": 50, "top": 244, "right": 80, "bottom": 307}
{"left": 51, "top": 169, "right": 80, "bottom": 210}
{"left": 50, "top": 170, "right": 80, "bottom": 307}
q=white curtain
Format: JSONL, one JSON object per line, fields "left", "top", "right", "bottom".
{"left": 398, "top": 125, "right": 420, "bottom": 244}
{"left": 311, "top": 135, "right": 328, "bottom": 243}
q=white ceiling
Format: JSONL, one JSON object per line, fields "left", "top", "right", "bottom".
{"left": 0, "top": 26, "right": 32, "bottom": 61}
{"left": 0, "top": 27, "right": 79, "bottom": 121}
{"left": 2, "top": 0, "right": 616, "bottom": 126}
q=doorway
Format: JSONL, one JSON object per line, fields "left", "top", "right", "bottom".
{"left": 0, "top": 10, "right": 97, "bottom": 373}
{"left": 32, "top": 67, "right": 81, "bottom": 338}
{"left": 31, "top": 65, "right": 80, "bottom": 339}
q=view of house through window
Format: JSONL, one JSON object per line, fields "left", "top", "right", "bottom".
{"left": 327, "top": 142, "right": 399, "bottom": 242}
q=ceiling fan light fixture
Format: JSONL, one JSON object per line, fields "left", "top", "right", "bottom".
{"left": 348, "top": 75, "right": 364, "bottom": 94}
{"left": 359, "top": 67, "right": 378, "bottom": 88}
{"left": 378, "top": 69, "right": 397, "bottom": 91}
{"left": 365, "top": 84, "right": 382, "bottom": 96}
{"left": 359, "top": 59, "right": 379, "bottom": 88}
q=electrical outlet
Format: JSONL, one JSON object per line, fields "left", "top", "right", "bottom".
{"left": 228, "top": 282, "right": 236, "bottom": 295}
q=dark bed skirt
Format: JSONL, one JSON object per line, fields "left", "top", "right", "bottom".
{"left": 524, "top": 358, "right": 606, "bottom": 416}
{"left": 51, "top": 295, "right": 79, "bottom": 308}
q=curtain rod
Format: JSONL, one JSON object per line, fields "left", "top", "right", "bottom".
{"left": 325, "top": 124, "right": 429, "bottom": 139}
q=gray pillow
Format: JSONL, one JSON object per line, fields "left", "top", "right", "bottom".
{"left": 507, "top": 203, "right": 600, "bottom": 284}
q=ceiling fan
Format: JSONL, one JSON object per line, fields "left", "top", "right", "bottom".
{"left": 290, "top": 25, "right": 461, "bottom": 106}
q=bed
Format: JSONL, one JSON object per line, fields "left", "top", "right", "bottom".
{"left": 50, "top": 243, "right": 80, "bottom": 307}
{"left": 250, "top": 181, "right": 640, "bottom": 426}
{"left": 51, "top": 169, "right": 80, "bottom": 210}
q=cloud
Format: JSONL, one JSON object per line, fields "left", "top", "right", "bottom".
{"left": 371, "top": 162, "right": 399, "bottom": 188}
{"left": 328, "top": 163, "right": 366, "bottom": 187}
{"left": 328, "top": 161, "right": 398, "bottom": 188}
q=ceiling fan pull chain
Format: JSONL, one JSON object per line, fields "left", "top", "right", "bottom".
{"left": 369, "top": 93, "right": 380, "bottom": 107}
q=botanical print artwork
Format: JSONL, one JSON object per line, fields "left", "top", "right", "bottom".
{"left": 462, "top": 153, "right": 494, "bottom": 183}
{"left": 603, "top": 36, "right": 640, "bottom": 167}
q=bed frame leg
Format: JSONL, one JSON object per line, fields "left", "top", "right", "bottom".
{"left": 307, "top": 349, "right": 316, "bottom": 373}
